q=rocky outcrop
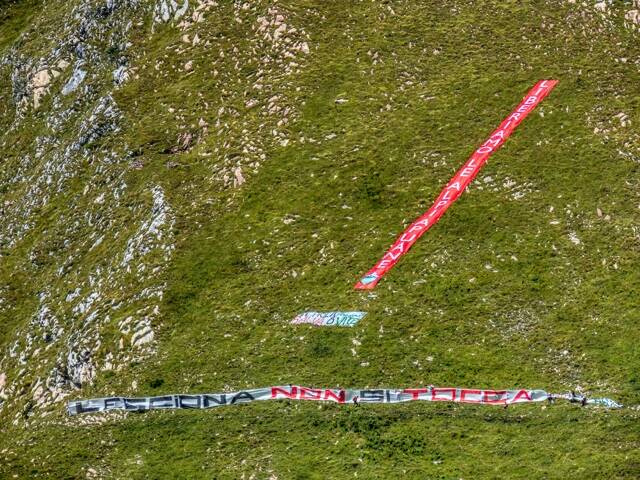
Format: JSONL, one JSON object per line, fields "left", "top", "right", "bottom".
{"left": 624, "top": 1, "right": 640, "bottom": 29}
{"left": 0, "top": 0, "right": 314, "bottom": 425}
{"left": 0, "top": 0, "right": 175, "bottom": 423}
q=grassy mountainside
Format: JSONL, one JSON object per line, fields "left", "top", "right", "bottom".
{"left": 0, "top": 0, "right": 639, "bottom": 478}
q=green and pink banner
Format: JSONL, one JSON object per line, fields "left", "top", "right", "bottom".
{"left": 291, "top": 311, "right": 366, "bottom": 327}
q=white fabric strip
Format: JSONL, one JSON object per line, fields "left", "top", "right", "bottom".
{"left": 67, "top": 385, "right": 621, "bottom": 415}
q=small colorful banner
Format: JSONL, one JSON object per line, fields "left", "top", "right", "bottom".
{"left": 290, "top": 311, "right": 366, "bottom": 327}
{"left": 67, "top": 384, "right": 622, "bottom": 415}
{"left": 355, "top": 80, "right": 559, "bottom": 289}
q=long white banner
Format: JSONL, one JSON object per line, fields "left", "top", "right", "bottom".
{"left": 67, "top": 385, "right": 621, "bottom": 415}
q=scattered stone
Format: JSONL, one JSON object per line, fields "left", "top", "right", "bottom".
{"left": 132, "top": 327, "right": 154, "bottom": 347}
{"left": 568, "top": 232, "right": 581, "bottom": 245}
{"left": 31, "top": 70, "right": 52, "bottom": 109}
{"left": 113, "top": 66, "right": 129, "bottom": 85}
{"left": 615, "top": 112, "right": 630, "bottom": 127}
{"left": 233, "top": 166, "right": 245, "bottom": 187}
{"left": 61, "top": 67, "right": 87, "bottom": 95}
{"left": 32, "top": 70, "right": 51, "bottom": 89}
{"left": 154, "top": 0, "right": 190, "bottom": 24}
{"left": 625, "top": 9, "right": 640, "bottom": 28}
{"left": 594, "top": 1, "right": 607, "bottom": 13}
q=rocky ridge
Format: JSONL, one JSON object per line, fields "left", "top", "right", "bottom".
{"left": 0, "top": 0, "right": 312, "bottom": 425}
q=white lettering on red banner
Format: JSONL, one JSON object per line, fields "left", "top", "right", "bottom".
{"left": 355, "top": 80, "right": 558, "bottom": 289}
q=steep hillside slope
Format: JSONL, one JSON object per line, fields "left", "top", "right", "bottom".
{"left": 0, "top": 0, "right": 639, "bottom": 478}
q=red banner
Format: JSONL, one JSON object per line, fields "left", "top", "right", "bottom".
{"left": 355, "top": 80, "right": 558, "bottom": 289}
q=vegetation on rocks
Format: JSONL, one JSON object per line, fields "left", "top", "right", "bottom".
{"left": 0, "top": 0, "right": 639, "bottom": 478}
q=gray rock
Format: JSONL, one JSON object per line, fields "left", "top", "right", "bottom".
{"left": 62, "top": 67, "right": 87, "bottom": 95}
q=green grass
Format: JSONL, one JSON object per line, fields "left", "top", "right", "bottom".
{"left": 0, "top": 0, "right": 42, "bottom": 51}
{"left": 1, "top": 0, "right": 639, "bottom": 478}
